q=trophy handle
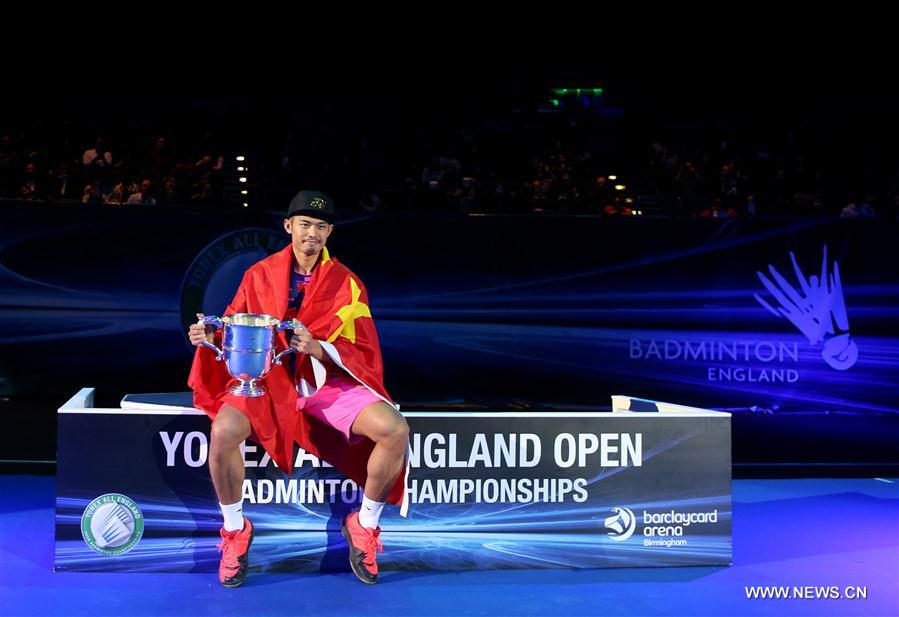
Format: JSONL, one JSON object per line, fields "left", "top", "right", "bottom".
{"left": 277, "top": 319, "right": 304, "bottom": 332}
{"left": 273, "top": 348, "right": 296, "bottom": 366}
{"left": 273, "top": 319, "right": 304, "bottom": 365}
{"left": 199, "top": 315, "right": 224, "bottom": 361}
{"left": 201, "top": 315, "right": 224, "bottom": 329}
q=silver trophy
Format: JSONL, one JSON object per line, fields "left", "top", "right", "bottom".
{"left": 199, "top": 313, "right": 303, "bottom": 397}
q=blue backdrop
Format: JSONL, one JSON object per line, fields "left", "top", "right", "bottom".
{"left": 3, "top": 201, "right": 897, "bottom": 466}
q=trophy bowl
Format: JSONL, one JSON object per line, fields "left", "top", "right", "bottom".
{"left": 199, "top": 313, "right": 302, "bottom": 397}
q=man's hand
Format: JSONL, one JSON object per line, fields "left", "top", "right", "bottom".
{"left": 290, "top": 327, "right": 323, "bottom": 360}
{"left": 188, "top": 313, "right": 216, "bottom": 346}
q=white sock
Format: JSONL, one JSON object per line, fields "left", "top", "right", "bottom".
{"left": 220, "top": 500, "right": 244, "bottom": 532}
{"left": 358, "top": 495, "right": 385, "bottom": 529}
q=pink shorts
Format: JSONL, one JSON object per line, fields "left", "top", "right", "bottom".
{"left": 297, "top": 374, "right": 383, "bottom": 445}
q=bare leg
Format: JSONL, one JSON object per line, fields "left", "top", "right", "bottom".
{"left": 350, "top": 402, "right": 410, "bottom": 502}
{"left": 209, "top": 404, "right": 252, "bottom": 504}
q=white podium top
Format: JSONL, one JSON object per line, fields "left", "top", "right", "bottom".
{"left": 57, "top": 389, "right": 730, "bottom": 418}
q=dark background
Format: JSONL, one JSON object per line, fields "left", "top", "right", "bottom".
{"left": 3, "top": 47, "right": 897, "bottom": 475}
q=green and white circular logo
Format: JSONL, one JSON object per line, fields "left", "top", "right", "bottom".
{"left": 81, "top": 493, "right": 144, "bottom": 556}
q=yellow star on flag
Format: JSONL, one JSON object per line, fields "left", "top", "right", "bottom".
{"left": 327, "top": 278, "right": 371, "bottom": 344}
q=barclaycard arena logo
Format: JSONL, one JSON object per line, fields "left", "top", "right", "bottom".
{"left": 754, "top": 245, "right": 858, "bottom": 371}
{"left": 604, "top": 507, "right": 720, "bottom": 547}
{"left": 179, "top": 228, "right": 286, "bottom": 338}
{"left": 81, "top": 493, "right": 144, "bottom": 556}
{"left": 628, "top": 245, "right": 857, "bottom": 383}
{"left": 604, "top": 506, "right": 636, "bottom": 541}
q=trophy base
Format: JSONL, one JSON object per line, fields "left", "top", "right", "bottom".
{"left": 228, "top": 379, "right": 266, "bottom": 397}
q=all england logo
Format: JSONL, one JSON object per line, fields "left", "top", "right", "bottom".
{"left": 81, "top": 493, "right": 145, "bottom": 556}
{"left": 179, "top": 228, "right": 285, "bottom": 338}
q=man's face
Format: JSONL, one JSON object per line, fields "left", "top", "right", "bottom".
{"left": 284, "top": 216, "right": 333, "bottom": 256}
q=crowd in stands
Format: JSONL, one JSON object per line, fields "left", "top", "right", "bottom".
{"left": 3, "top": 97, "right": 896, "bottom": 220}
{"left": 1, "top": 132, "right": 225, "bottom": 206}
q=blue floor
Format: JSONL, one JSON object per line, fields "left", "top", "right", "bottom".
{"left": 1, "top": 476, "right": 897, "bottom": 617}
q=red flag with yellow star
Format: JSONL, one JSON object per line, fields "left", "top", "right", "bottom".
{"left": 294, "top": 250, "right": 392, "bottom": 406}
{"left": 188, "top": 244, "right": 407, "bottom": 512}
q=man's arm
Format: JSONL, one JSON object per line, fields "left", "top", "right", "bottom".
{"left": 290, "top": 329, "right": 336, "bottom": 366}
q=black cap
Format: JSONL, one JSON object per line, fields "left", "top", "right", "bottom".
{"left": 287, "top": 190, "right": 335, "bottom": 223}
